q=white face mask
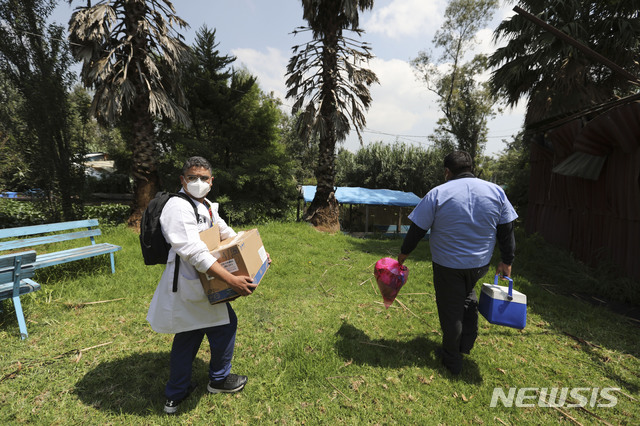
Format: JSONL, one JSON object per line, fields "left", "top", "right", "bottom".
{"left": 186, "top": 179, "right": 211, "bottom": 199}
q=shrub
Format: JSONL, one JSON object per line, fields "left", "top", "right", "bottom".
{"left": 0, "top": 200, "right": 130, "bottom": 228}
{"left": 82, "top": 204, "right": 130, "bottom": 226}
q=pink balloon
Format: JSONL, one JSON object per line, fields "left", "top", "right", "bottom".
{"left": 374, "top": 257, "right": 409, "bottom": 308}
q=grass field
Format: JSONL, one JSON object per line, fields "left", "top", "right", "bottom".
{"left": 1, "top": 221, "right": 638, "bottom": 424}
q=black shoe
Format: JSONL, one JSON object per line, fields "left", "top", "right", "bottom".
{"left": 207, "top": 374, "right": 248, "bottom": 394}
{"left": 435, "top": 347, "right": 462, "bottom": 375}
{"left": 163, "top": 383, "right": 197, "bottom": 414}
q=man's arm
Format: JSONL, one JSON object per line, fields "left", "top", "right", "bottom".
{"left": 398, "top": 222, "right": 428, "bottom": 265}
{"left": 206, "top": 262, "right": 257, "bottom": 296}
{"left": 496, "top": 220, "right": 516, "bottom": 277}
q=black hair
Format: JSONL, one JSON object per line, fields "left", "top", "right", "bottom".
{"left": 182, "top": 156, "right": 212, "bottom": 175}
{"left": 443, "top": 151, "right": 473, "bottom": 176}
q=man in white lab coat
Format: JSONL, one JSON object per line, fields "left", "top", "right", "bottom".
{"left": 147, "top": 156, "right": 257, "bottom": 414}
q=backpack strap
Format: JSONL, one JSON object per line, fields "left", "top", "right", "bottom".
{"left": 171, "top": 192, "right": 200, "bottom": 293}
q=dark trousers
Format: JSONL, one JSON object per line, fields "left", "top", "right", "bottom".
{"left": 432, "top": 262, "right": 489, "bottom": 373}
{"left": 165, "top": 303, "right": 237, "bottom": 400}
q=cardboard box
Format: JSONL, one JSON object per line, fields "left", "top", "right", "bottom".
{"left": 199, "top": 228, "right": 269, "bottom": 305}
{"left": 200, "top": 224, "right": 221, "bottom": 249}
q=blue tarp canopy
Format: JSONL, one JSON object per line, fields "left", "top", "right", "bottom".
{"left": 301, "top": 186, "right": 421, "bottom": 207}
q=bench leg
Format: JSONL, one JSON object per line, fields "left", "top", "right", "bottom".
{"left": 110, "top": 253, "right": 116, "bottom": 274}
{"left": 12, "top": 295, "right": 29, "bottom": 340}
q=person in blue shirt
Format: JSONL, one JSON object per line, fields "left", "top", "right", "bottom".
{"left": 398, "top": 150, "right": 518, "bottom": 375}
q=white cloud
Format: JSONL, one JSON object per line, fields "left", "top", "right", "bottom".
{"left": 364, "top": 0, "right": 447, "bottom": 39}
{"left": 231, "top": 47, "right": 289, "bottom": 100}
{"left": 229, "top": 42, "right": 521, "bottom": 157}
{"left": 475, "top": 28, "right": 499, "bottom": 56}
{"left": 340, "top": 57, "right": 441, "bottom": 152}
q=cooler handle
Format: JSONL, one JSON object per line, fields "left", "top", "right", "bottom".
{"left": 494, "top": 274, "right": 514, "bottom": 300}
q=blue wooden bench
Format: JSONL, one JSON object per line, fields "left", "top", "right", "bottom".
{"left": 0, "top": 219, "right": 122, "bottom": 274}
{"left": 0, "top": 250, "right": 40, "bottom": 339}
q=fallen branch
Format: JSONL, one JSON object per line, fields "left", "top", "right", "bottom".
{"left": 624, "top": 316, "right": 640, "bottom": 326}
{"left": 394, "top": 298, "right": 421, "bottom": 319}
{"left": 614, "top": 388, "right": 637, "bottom": 402}
{"left": 574, "top": 405, "right": 614, "bottom": 426}
{"left": 317, "top": 279, "right": 334, "bottom": 297}
{"left": 552, "top": 406, "right": 583, "bottom": 425}
{"left": 359, "top": 277, "right": 372, "bottom": 286}
{"left": 1, "top": 341, "right": 113, "bottom": 382}
{"left": 359, "top": 341, "right": 396, "bottom": 350}
{"left": 563, "top": 332, "right": 602, "bottom": 349}
{"left": 325, "top": 377, "right": 352, "bottom": 401}
{"left": 65, "top": 298, "right": 125, "bottom": 309}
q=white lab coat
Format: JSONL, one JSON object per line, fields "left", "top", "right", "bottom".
{"left": 147, "top": 190, "right": 237, "bottom": 334}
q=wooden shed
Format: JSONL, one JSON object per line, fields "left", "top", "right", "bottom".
{"left": 526, "top": 95, "right": 640, "bottom": 281}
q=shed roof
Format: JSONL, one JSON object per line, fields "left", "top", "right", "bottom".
{"left": 301, "top": 186, "right": 421, "bottom": 207}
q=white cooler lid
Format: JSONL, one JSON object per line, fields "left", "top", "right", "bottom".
{"left": 481, "top": 283, "right": 527, "bottom": 304}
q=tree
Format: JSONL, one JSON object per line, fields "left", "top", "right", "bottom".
{"left": 489, "top": 0, "right": 640, "bottom": 125}
{"left": 335, "top": 142, "right": 445, "bottom": 196}
{"left": 286, "top": 0, "right": 379, "bottom": 232}
{"left": 411, "top": 0, "right": 499, "bottom": 166}
{"left": 156, "top": 28, "right": 298, "bottom": 224}
{"left": 0, "top": 71, "right": 29, "bottom": 193}
{"left": 68, "top": 0, "right": 191, "bottom": 226}
{"left": 280, "top": 113, "right": 318, "bottom": 186}
{"left": 492, "top": 132, "right": 529, "bottom": 214}
{"left": 0, "top": 0, "right": 82, "bottom": 220}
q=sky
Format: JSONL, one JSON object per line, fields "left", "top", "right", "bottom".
{"left": 52, "top": 0, "right": 526, "bottom": 156}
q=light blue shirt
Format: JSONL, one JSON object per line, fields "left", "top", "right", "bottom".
{"left": 408, "top": 176, "right": 518, "bottom": 269}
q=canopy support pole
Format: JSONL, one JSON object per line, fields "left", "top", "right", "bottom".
{"left": 365, "top": 205, "right": 369, "bottom": 235}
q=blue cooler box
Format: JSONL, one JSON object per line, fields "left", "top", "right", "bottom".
{"left": 479, "top": 275, "right": 527, "bottom": 329}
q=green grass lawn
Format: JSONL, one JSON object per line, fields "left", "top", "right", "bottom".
{"left": 1, "top": 221, "right": 638, "bottom": 425}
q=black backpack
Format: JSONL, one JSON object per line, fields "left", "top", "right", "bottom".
{"left": 140, "top": 192, "right": 198, "bottom": 265}
{"left": 140, "top": 192, "right": 200, "bottom": 292}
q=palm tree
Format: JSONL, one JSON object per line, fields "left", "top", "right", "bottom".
{"left": 489, "top": 0, "right": 640, "bottom": 126}
{"left": 68, "top": 0, "right": 191, "bottom": 226}
{"left": 286, "top": 0, "right": 378, "bottom": 232}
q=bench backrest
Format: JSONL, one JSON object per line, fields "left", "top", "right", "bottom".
{"left": 0, "top": 251, "right": 36, "bottom": 285}
{"left": 0, "top": 219, "right": 101, "bottom": 252}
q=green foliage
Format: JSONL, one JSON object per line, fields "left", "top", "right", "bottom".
{"left": 0, "top": 0, "right": 84, "bottom": 220}
{"left": 336, "top": 142, "right": 446, "bottom": 196}
{"left": 0, "top": 222, "right": 637, "bottom": 424}
{"left": 157, "top": 29, "right": 299, "bottom": 225}
{"left": 0, "top": 73, "right": 30, "bottom": 193}
{"left": 0, "top": 199, "right": 49, "bottom": 228}
{"left": 280, "top": 113, "right": 318, "bottom": 185}
{"left": 0, "top": 200, "right": 130, "bottom": 228}
{"left": 82, "top": 204, "right": 130, "bottom": 226}
{"left": 69, "top": 0, "right": 190, "bottom": 127}
{"left": 489, "top": 0, "right": 640, "bottom": 122}
{"left": 286, "top": 0, "right": 378, "bottom": 227}
{"left": 69, "top": 0, "right": 193, "bottom": 221}
{"left": 412, "top": 0, "right": 499, "bottom": 162}
{"left": 491, "top": 131, "right": 530, "bottom": 214}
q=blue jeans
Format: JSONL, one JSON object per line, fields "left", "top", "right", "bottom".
{"left": 165, "top": 303, "right": 237, "bottom": 400}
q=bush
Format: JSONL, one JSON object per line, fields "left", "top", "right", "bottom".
{"left": 82, "top": 204, "right": 130, "bottom": 226}
{"left": 0, "top": 200, "right": 130, "bottom": 228}
{"left": 0, "top": 199, "right": 49, "bottom": 228}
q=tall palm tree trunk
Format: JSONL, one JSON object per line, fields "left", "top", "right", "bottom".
{"left": 128, "top": 97, "right": 160, "bottom": 227}
{"left": 303, "top": 27, "right": 340, "bottom": 232}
